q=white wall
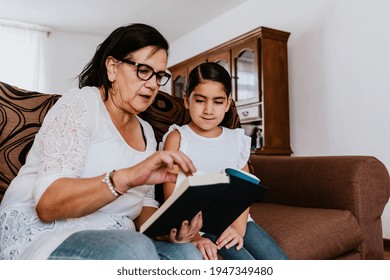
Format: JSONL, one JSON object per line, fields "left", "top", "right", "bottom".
{"left": 41, "top": 31, "right": 103, "bottom": 93}
{"left": 39, "top": 0, "right": 390, "bottom": 238}
{"left": 168, "top": 0, "right": 390, "bottom": 238}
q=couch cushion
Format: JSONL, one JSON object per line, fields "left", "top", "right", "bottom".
{"left": 250, "top": 203, "right": 363, "bottom": 259}
{"left": 0, "top": 81, "right": 60, "bottom": 199}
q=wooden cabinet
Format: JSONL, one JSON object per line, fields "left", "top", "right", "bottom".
{"left": 170, "top": 57, "right": 206, "bottom": 99}
{"left": 169, "top": 27, "right": 292, "bottom": 156}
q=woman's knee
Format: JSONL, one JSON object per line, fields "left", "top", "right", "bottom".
{"left": 50, "top": 230, "right": 159, "bottom": 260}
{"left": 153, "top": 241, "right": 202, "bottom": 260}
{"left": 110, "top": 231, "right": 159, "bottom": 259}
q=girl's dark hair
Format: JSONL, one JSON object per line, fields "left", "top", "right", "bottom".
{"left": 78, "top": 23, "right": 169, "bottom": 100}
{"left": 185, "top": 62, "right": 232, "bottom": 97}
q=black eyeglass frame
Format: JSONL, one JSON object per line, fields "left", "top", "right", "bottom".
{"left": 117, "top": 58, "right": 171, "bottom": 86}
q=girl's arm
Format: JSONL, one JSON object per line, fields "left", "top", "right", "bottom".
{"left": 216, "top": 163, "right": 251, "bottom": 250}
{"left": 162, "top": 130, "right": 182, "bottom": 199}
{"left": 134, "top": 206, "right": 158, "bottom": 230}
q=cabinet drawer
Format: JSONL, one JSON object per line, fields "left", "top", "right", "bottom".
{"left": 237, "top": 103, "right": 262, "bottom": 123}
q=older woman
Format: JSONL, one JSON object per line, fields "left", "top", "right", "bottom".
{"left": 0, "top": 23, "right": 202, "bottom": 260}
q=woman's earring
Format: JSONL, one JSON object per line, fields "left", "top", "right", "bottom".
{"left": 111, "top": 81, "right": 119, "bottom": 95}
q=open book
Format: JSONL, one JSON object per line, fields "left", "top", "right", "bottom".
{"left": 140, "top": 168, "right": 267, "bottom": 237}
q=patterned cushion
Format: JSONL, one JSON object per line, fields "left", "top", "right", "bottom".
{"left": 0, "top": 81, "right": 241, "bottom": 202}
{"left": 0, "top": 81, "right": 61, "bottom": 200}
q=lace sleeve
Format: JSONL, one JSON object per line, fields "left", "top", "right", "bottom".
{"left": 30, "top": 92, "right": 98, "bottom": 205}
{"left": 38, "top": 95, "right": 94, "bottom": 177}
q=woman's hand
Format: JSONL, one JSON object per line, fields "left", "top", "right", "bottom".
{"left": 216, "top": 226, "right": 244, "bottom": 251}
{"left": 155, "top": 212, "right": 203, "bottom": 243}
{"left": 192, "top": 236, "right": 218, "bottom": 260}
{"left": 121, "top": 150, "right": 196, "bottom": 189}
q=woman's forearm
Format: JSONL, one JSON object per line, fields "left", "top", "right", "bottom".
{"left": 36, "top": 174, "right": 117, "bottom": 222}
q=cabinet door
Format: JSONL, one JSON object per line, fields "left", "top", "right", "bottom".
{"left": 187, "top": 58, "right": 207, "bottom": 76}
{"left": 171, "top": 58, "right": 207, "bottom": 98}
{"left": 171, "top": 68, "right": 187, "bottom": 98}
{"left": 232, "top": 39, "right": 259, "bottom": 106}
{"left": 208, "top": 50, "right": 232, "bottom": 75}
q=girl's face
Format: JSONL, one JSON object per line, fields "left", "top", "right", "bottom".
{"left": 105, "top": 46, "right": 168, "bottom": 115}
{"left": 185, "top": 81, "right": 231, "bottom": 137}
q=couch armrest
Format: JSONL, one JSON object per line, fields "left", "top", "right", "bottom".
{"left": 249, "top": 155, "right": 390, "bottom": 259}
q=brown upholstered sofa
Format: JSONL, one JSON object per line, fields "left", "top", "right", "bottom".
{"left": 1, "top": 81, "right": 390, "bottom": 259}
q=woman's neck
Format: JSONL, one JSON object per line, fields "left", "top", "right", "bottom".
{"left": 100, "top": 87, "right": 146, "bottom": 151}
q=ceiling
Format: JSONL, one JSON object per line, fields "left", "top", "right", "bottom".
{"left": 0, "top": 0, "right": 247, "bottom": 41}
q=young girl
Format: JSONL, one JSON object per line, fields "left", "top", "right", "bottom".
{"left": 160, "top": 62, "right": 287, "bottom": 260}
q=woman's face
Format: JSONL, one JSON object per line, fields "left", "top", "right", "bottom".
{"left": 106, "top": 46, "right": 168, "bottom": 115}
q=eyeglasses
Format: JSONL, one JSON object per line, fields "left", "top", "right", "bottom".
{"left": 117, "top": 58, "right": 171, "bottom": 86}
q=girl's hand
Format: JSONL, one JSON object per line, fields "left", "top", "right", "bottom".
{"left": 192, "top": 236, "right": 218, "bottom": 260}
{"left": 216, "top": 226, "right": 244, "bottom": 250}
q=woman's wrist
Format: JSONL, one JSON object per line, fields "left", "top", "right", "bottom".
{"left": 110, "top": 170, "right": 127, "bottom": 195}
{"left": 123, "top": 167, "right": 137, "bottom": 190}
{"left": 102, "top": 170, "right": 128, "bottom": 197}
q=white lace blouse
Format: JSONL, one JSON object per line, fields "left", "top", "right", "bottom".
{"left": 0, "top": 87, "right": 159, "bottom": 259}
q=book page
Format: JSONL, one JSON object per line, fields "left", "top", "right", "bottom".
{"left": 174, "top": 171, "right": 187, "bottom": 192}
{"left": 174, "top": 170, "right": 226, "bottom": 191}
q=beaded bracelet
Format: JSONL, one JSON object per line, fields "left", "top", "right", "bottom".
{"left": 110, "top": 170, "right": 126, "bottom": 195}
{"left": 102, "top": 170, "right": 125, "bottom": 197}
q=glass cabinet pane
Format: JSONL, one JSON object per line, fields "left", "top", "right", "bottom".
{"left": 173, "top": 76, "right": 185, "bottom": 98}
{"left": 216, "top": 60, "right": 229, "bottom": 73}
{"left": 235, "top": 50, "right": 258, "bottom": 102}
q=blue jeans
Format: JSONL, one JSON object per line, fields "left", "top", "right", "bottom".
{"left": 202, "top": 221, "right": 288, "bottom": 260}
{"left": 153, "top": 240, "right": 202, "bottom": 260}
{"left": 48, "top": 230, "right": 201, "bottom": 260}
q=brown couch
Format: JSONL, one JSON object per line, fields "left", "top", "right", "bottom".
{"left": 1, "top": 81, "right": 390, "bottom": 259}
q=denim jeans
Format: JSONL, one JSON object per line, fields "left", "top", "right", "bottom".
{"left": 202, "top": 221, "right": 288, "bottom": 260}
{"left": 48, "top": 229, "right": 201, "bottom": 260}
{"left": 153, "top": 240, "right": 202, "bottom": 260}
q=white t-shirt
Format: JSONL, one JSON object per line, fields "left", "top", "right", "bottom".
{"left": 161, "top": 124, "right": 251, "bottom": 174}
{"left": 0, "top": 87, "right": 159, "bottom": 259}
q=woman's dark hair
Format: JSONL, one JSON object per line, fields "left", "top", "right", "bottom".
{"left": 185, "top": 62, "right": 232, "bottom": 97}
{"left": 78, "top": 23, "right": 169, "bottom": 100}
